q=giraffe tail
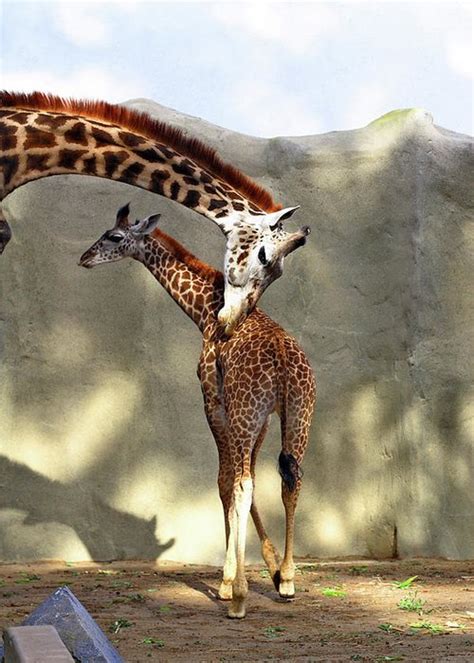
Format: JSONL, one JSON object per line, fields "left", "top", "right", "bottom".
{"left": 274, "top": 333, "right": 302, "bottom": 493}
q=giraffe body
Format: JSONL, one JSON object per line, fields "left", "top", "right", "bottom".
{"left": 0, "top": 92, "right": 310, "bottom": 331}
{"left": 79, "top": 206, "right": 316, "bottom": 618}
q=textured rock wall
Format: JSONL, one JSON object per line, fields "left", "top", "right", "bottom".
{"left": 0, "top": 103, "right": 472, "bottom": 562}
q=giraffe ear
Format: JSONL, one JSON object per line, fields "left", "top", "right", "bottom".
{"left": 131, "top": 213, "right": 162, "bottom": 236}
{"left": 265, "top": 205, "right": 300, "bottom": 231}
{"left": 115, "top": 202, "right": 131, "bottom": 229}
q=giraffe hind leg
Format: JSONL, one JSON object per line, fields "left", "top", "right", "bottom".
{"left": 250, "top": 419, "right": 281, "bottom": 589}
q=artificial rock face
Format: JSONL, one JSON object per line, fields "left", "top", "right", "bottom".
{"left": 0, "top": 103, "right": 472, "bottom": 562}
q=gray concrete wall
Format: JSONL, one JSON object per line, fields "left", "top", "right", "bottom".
{"left": 0, "top": 103, "right": 472, "bottom": 563}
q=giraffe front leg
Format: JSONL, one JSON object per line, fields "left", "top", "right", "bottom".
{"left": 217, "top": 466, "right": 236, "bottom": 601}
{"left": 0, "top": 210, "right": 12, "bottom": 255}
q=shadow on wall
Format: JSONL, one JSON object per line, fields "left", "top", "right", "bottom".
{"left": 0, "top": 456, "right": 174, "bottom": 560}
{"left": 0, "top": 114, "right": 472, "bottom": 562}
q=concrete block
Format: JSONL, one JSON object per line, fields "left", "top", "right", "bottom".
{"left": 3, "top": 625, "right": 74, "bottom": 663}
{"left": 0, "top": 587, "right": 123, "bottom": 663}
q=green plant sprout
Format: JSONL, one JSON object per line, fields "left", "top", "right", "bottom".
{"left": 392, "top": 575, "right": 418, "bottom": 589}
{"left": 321, "top": 586, "right": 347, "bottom": 598}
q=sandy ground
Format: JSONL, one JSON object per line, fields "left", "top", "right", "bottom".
{"left": 0, "top": 558, "right": 473, "bottom": 662}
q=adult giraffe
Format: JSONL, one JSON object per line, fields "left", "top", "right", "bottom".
{"left": 79, "top": 204, "right": 316, "bottom": 619}
{"left": 0, "top": 91, "right": 309, "bottom": 333}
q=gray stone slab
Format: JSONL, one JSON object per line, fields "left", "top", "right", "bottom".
{"left": 0, "top": 587, "right": 124, "bottom": 663}
{"left": 3, "top": 625, "right": 74, "bottom": 663}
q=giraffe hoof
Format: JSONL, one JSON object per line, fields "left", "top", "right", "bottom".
{"left": 218, "top": 582, "right": 233, "bottom": 601}
{"left": 278, "top": 579, "right": 295, "bottom": 599}
{"left": 227, "top": 596, "right": 246, "bottom": 619}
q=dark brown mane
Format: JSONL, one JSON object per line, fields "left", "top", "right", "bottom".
{"left": 0, "top": 90, "right": 282, "bottom": 214}
{"left": 152, "top": 228, "right": 224, "bottom": 288}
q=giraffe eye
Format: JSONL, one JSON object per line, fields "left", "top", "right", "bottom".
{"left": 258, "top": 246, "right": 268, "bottom": 265}
{"left": 107, "top": 234, "right": 123, "bottom": 243}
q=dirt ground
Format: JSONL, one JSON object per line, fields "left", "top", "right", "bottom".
{"left": 0, "top": 558, "right": 473, "bottom": 662}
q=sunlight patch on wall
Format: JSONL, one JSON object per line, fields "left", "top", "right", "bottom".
{"left": 0, "top": 372, "right": 140, "bottom": 482}
{"left": 110, "top": 460, "right": 224, "bottom": 564}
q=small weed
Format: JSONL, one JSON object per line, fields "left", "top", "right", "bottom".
{"left": 146, "top": 587, "right": 158, "bottom": 593}
{"left": 111, "top": 580, "right": 133, "bottom": 589}
{"left": 97, "top": 569, "right": 118, "bottom": 576}
{"left": 127, "top": 593, "right": 146, "bottom": 603}
{"left": 109, "top": 618, "right": 134, "bottom": 634}
{"left": 321, "top": 586, "right": 346, "bottom": 598}
{"left": 392, "top": 575, "right": 418, "bottom": 590}
{"left": 259, "top": 569, "right": 270, "bottom": 578}
{"left": 15, "top": 573, "right": 40, "bottom": 584}
{"left": 65, "top": 561, "right": 75, "bottom": 567}
{"left": 350, "top": 565, "right": 369, "bottom": 576}
{"left": 0, "top": 579, "right": 5, "bottom": 587}
{"left": 158, "top": 605, "right": 172, "bottom": 613}
{"left": 398, "top": 591, "right": 425, "bottom": 613}
{"left": 409, "top": 620, "right": 445, "bottom": 634}
{"left": 296, "top": 563, "right": 318, "bottom": 573}
{"left": 142, "top": 637, "right": 165, "bottom": 647}
{"left": 379, "top": 623, "right": 395, "bottom": 633}
{"left": 264, "top": 626, "right": 285, "bottom": 638}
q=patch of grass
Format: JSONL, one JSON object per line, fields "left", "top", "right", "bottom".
{"left": 392, "top": 575, "right": 418, "bottom": 590}
{"left": 111, "top": 580, "right": 133, "bottom": 589}
{"left": 296, "top": 563, "right": 318, "bottom": 573}
{"left": 127, "top": 593, "right": 146, "bottom": 603}
{"left": 378, "top": 623, "right": 396, "bottom": 633}
{"left": 409, "top": 620, "right": 445, "bottom": 634}
{"left": 398, "top": 591, "right": 425, "bottom": 613}
{"left": 158, "top": 605, "right": 172, "bottom": 613}
{"left": 264, "top": 625, "right": 285, "bottom": 638}
{"left": 259, "top": 569, "right": 270, "bottom": 578}
{"left": 350, "top": 565, "right": 369, "bottom": 576}
{"left": 15, "top": 573, "right": 40, "bottom": 584}
{"left": 321, "top": 586, "right": 347, "bottom": 598}
{"left": 142, "top": 637, "right": 165, "bottom": 647}
{"left": 109, "top": 618, "right": 134, "bottom": 634}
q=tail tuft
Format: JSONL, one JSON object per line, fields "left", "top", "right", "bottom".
{"left": 278, "top": 452, "right": 303, "bottom": 492}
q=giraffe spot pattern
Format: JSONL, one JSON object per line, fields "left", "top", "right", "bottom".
{"left": 103, "top": 150, "right": 129, "bottom": 177}
{"left": 58, "top": 148, "right": 88, "bottom": 169}
{"left": 24, "top": 126, "right": 58, "bottom": 149}
{"left": 0, "top": 155, "right": 19, "bottom": 186}
{"left": 0, "top": 123, "right": 17, "bottom": 151}
{"left": 26, "top": 153, "right": 50, "bottom": 171}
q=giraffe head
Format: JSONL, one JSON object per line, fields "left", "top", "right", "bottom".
{"left": 78, "top": 203, "right": 161, "bottom": 268}
{"left": 219, "top": 206, "right": 310, "bottom": 334}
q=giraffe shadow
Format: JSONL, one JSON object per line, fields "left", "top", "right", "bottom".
{"left": 0, "top": 455, "right": 174, "bottom": 560}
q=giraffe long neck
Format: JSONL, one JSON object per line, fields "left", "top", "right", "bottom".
{"left": 0, "top": 108, "right": 263, "bottom": 223}
{"left": 137, "top": 234, "right": 223, "bottom": 332}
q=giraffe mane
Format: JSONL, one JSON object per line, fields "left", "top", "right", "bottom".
{"left": 0, "top": 90, "right": 282, "bottom": 214}
{"left": 151, "top": 228, "right": 224, "bottom": 288}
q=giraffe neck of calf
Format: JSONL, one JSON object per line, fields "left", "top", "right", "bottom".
{"left": 137, "top": 235, "right": 223, "bottom": 332}
{"left": 0, "top": 109, "right": 262, "bottom": 224}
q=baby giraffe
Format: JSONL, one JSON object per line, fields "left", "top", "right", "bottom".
{"left": 79, "top": 204, "right": 316, "bottom": 619}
